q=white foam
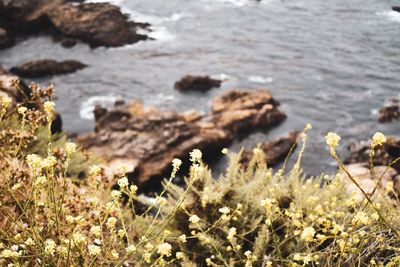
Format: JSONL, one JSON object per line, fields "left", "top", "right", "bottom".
{"left": 86, "top": 0, "right": 186, "bottom": 42}
{"left": 80, "top": 95, "right": 119, "bottom": 120}
{"left": 211, "top": 73, "right": 231, "bottom": 81}
{"left": 210, "top": 0, "right": 249, "bottom": 7}
{"left": 248, "top": 75, "right": 274, "bottom": 84}
{"left": 376, "top": 10, "right": 400, "bottom": 23}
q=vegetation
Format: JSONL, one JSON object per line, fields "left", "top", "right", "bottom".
{"left": 1, "top": 84, "right": 400, "bottom": 266}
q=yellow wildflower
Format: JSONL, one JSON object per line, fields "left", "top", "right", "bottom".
{"left": 300, "top": 227, "right": 315, "bottom": 242}
{"left": 157, "top": 242, "right": 172, "bottom": 257}
{"left": 372, "top": 132, "right": 386, "bottom": 147}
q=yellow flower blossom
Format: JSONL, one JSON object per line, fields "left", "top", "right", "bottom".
{"left": 106, "top": 217, "right": 117, "bottom": 229}
{"left": 300, "top": 227, "right": 316, "bottom": 242}
{"left": 88, "top": 244, "right": 101, "bottom": 256}
{"left": 372, "top": 132, "right": 386, "bottom": 147}
{"left": 157, "top": 242, "right": 172, "bottom": 257}
{"left": 44, "top": 239, "right": 56, "bottom": 256}
{"left": 190, "top": 149, "right": 202, "bottom": 162}
{"left": 189, "top": 214, "right": 200, "bottom": 224}
{"left": 227, "top": 227, "right": 236, "bottom": 242}
{"left": 117, "top": 177, "right": 129, "bottom": 188}
{"left": 126, "top": 244, "right": 136, "bottom": 254}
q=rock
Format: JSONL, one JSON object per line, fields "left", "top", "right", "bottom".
{"left": 343, "top": 136, "right": 400, "bottom": 200}
{"left": 240, "top": 132, "right": 299, "bottom": 168}
{"left": 60, "top": 38, "right": 77, "bottom": 48}
{"left": 341, "top": 163, "right": 399, "bottom": 201}
{"left": 0, "top": 1, "right": 149, "bottom": 49}
{"left": 393, "top": 6, "right": 400, "bottom": 12}
{"left": 77, "top": 89, "right": 286, "bottom": 190}
{"left": 0, "top": 27, "right": 14, "bottom": 49}
{"left": 174, "top": 75, "right": 222, "bottom": 92}
{"left": 10, "top": 59, "right": 87, "bottom": 78}
{"left": 379, "top": 98, "right": 400, "bottom": 123}
{"left": 47, "top": 3, "right": 149, "bottom": 47}
{"left": 0, "top": 0, "right": 61, "bottom": 31}
{"left": 345, "top": 136, "right": 400, "bottom": 173}
{"left": 211, "top": 90, "right": 286, "bottom": 135}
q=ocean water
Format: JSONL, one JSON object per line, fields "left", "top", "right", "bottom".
{"left": 1, "top": 0, "right": 399, "bottom": 175}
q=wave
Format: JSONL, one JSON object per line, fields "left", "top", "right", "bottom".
{"left": 79, "top": 95, "right": 119, "bottom": 120}
{"left": 86, "top": 0, "right": 189, "bottom": 42}
{"left": 376, "top": 10, "right": 400, "bottom": 23}
{"left": 248, "top": 75, "right": 274, "bottom": 84}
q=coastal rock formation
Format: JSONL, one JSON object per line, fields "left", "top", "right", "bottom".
{"left": 10, "top": 59, "right": 87, "bottom": 78}
{"left": 0, "top": 0, "right": 149, "bottom": 49}
{"left": 240, "top": 132, "right": 299, "bottom": 167}
{"left": 393, "top": 6, "right": 400, "bottom": 12}
{"left": 77, "top": 89, "right": 286, "bottom": 189}
{"left": 47, "top": 3, "right": 149, "bottom": 48}
{"left": 379, "top": 98, "right": 400, "bottom": 123}
{"left": 174, "top": 75, "right": 222, "bottom": 92}
{"left": 342, "top": 136, "right": 400, "bottom": 200}
{"left": 0, "top": 27, "right": 14, "bottom": 49}
{"left": 345, "top": 136, "right": 400, "bottom": 172}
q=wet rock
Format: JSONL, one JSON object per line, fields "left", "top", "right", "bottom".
{"left": 10, "top": 59, "right": 87, "bottom": 78}
{"left": 240, "top": 132, "right": 299, "bottom": 167}
{"left": 0, "top": 1, "right": 149, "bottom": 49}
{"left": 60, "top": 38, "right": 77, "bottom": 48}
{"left": 174, "top": 75, "right": 222, "bottom": 92}
{"left": 0, "top": 27, "right": 14, "bottom": 49}
{"left": 379, "top": 98, "right": 400, "bottom": 123}
{"left": 393, "top": 6, "right": 400, "bottom": 12}
{"left": 77, "top": 89, "right": 286, "bottom": 189}
{"left": 47, "top": 3, "right": 149, "bottom": 47}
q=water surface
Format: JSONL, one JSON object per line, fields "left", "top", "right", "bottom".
{"left": 1, "top": 0, "right": 399, "bottom": 175}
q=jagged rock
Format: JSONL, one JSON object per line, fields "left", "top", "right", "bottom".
{"left": 47, "top": 3, "right": 148, "bottom": 47}
{"left": 0, "top": 0, "right": 61, "bottom": 31}
{"left": 174, "top": 75, "right": 222, "bottom": 92}
{"left": 345, "top": 136, "right": 400, "bottom": 173}
{"left": 77, "top": 89, "right": 286, "bottom": 190}
{"left": 240, "top": 132, "right": 299, "bottom": 167}
{"left": 0, "top": 27, "right": 14, "bottom": 49}
{"left": 60, "top": 38, "right": 77, "bottom": 48}
{"left": 379, "top": 98, "right": 400, "bottom": 123}
{"left": 393, "top": 6, "right": 400, "bottom": 12}
{"left": 10, "top": 59, "right": 87, "bottom": 78}
{"left": 0, "top": 1, "right": 149, "bottom": 49}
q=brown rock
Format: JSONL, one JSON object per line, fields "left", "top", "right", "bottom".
{"left": 240, "top": 132, "right": 299, "bottom": 167}
{"left": 174, "top": 75, "right": 222, "bottom": 92}
{"left": 0, "top": 1, "right": 149, "bottom": 49}
{"left": 379, "top": 98, "right": 400, "bottom": 123}
{"left": 393, "top": 6, "right": 400, "bottom": 12}
{"left": 77, "top": 89, "right": 286, "bottom": 189}
{"left": 47, "top": 3, "right": 149, "bottom": 48}
{"left": 345, "top": 136, "right": 400, "bottom": 173}
{"left": 10, "top": 59, "right": 87, "bottom": 78}
{"left": 0, "top": 27, "right": 14, "bottom": 49}
{"left": 341, "top": 163, "right": 399, "bottom": 201}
